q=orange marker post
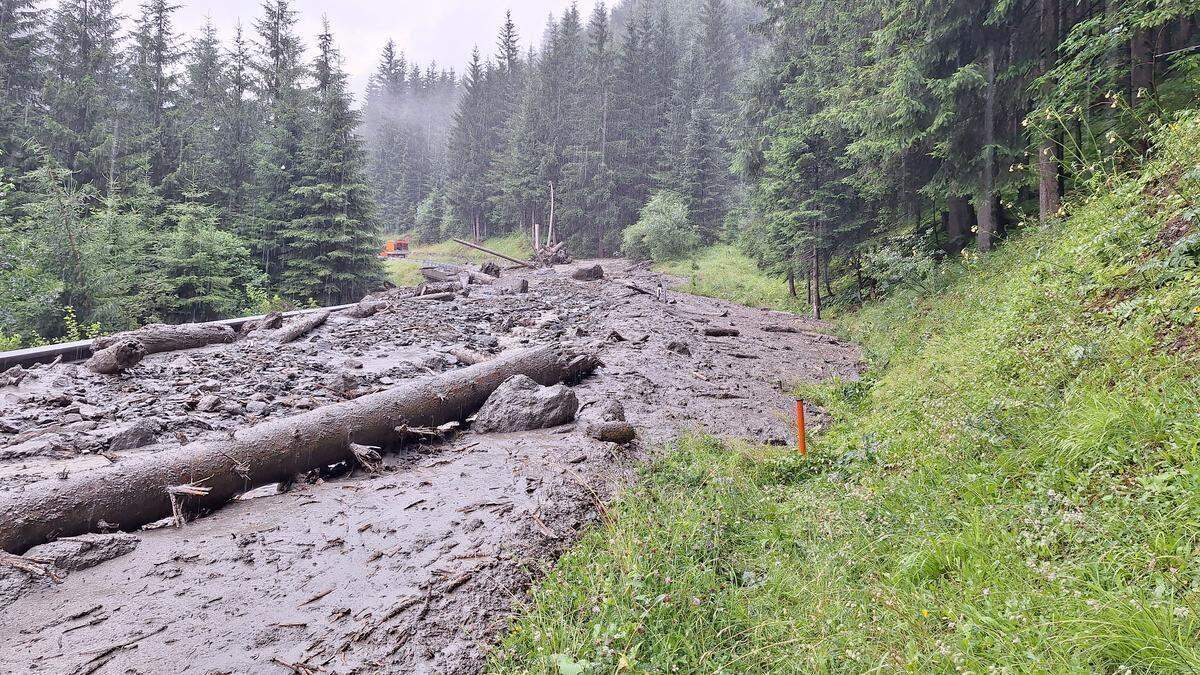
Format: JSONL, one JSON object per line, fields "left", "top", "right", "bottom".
{"left": 795, "top": 399, "right": 808, "bottom": 457}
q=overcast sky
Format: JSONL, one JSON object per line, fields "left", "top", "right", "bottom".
{"left": 118, "top": 0, "right": 581, "bottom": 101}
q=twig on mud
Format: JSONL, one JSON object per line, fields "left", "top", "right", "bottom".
{"left": 0, "top": 550, "right": 61, "bottom": 583}
{"left": 167, "top": 479, "right": 213, "bottom": 527}
{"left": 271, "top": 656, "right": 323, "bottom": 674}
{"left": 75, "top": 625, "right": 166, "bottom": 675}
{"left": 298, "top": 587, "right": 335, "bottom": 607}
{"left": 348, "top": 443, "right": 383, "bottom": 474}
{"left": 563, "top": 468, "right": 610, "bottom": 522}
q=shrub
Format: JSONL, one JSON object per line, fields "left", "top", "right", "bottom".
{"left": 621, "top": 191, "right": 700, "bottom": 262}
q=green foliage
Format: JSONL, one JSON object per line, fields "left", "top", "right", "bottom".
{"left": 621, "top": 191, "right": 699, "bottom": 262}
{"left": 159, "top": 199, "right": 252, "bottom": 321}
{"left": 412, "top": 189, "right": 446, "bottom": 244}
{"left": 656, "top": 244, "right": 808, "bottom": 312}
{"left": 493, "top": 109, "right": 1200, "bottom": 674}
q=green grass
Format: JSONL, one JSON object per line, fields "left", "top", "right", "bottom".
{"left": 385, "top": 258, "right": 425, "bottom": 287}
{"left": 490, "top": 116, "right": 1200, "bottom": 672}
{"left": 656, "top": 244, "right": 809, "bottom": 314}
{"left": 411, "top": 232, "right": 533, "bottom": 265}
{"left": 384, "top": 232, "right": 534, "bottom": 288}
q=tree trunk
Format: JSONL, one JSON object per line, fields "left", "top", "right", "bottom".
{"left": 810, "top": 250, "right": 822, "bottom": 320}
{"left": 92, "top": 323, "right": 236, "bottom": 355}
{"left": 822, "top": 252, "right": 833, "bottom": 298}
{"left": 786, "top": 268, "right": 797, "bottom": 298}
{"left": 274, "top": 310, "right": 330, "bottom": 344}
{"left": 1038, "top": 0, "right": 1062, "bottom": 222}
{"left": 977, "top": 44, "right": 998, "bottom": 253}
{"left": 0, "top": 345, "right": 599, "bottom": 555}
{"left": 946, "top": 196, "right": 970, "bottom": 250}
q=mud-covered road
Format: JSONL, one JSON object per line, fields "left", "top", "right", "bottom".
{"left": 0, "top": 260, "right": 860, "bottom": 674}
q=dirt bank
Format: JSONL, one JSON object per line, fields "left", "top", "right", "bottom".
{"left": 0, "top": 259, "right": 860, "bottom": 674}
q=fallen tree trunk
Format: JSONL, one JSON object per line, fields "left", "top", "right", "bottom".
{"left": 275, "top": 310, "right": 330, "bottom": 344}
{"left": 452, "top": 238, "right": 536, "bottom": 269}
{"left": 0, "top": 345, "right": 599, "bottom": 554}
{"left": 92, "top": 323, "right": 235, "bottom": 355}
{"left": 345, "top": 299, "right": 388, "bottom": 319}
{"left": 412, "top": 292, "right": 456, "bottom": 302}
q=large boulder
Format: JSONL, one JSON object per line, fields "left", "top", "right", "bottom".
{"left": 571, "top": 264, "right": 604, "bottom": 281}
{"left": 473, "top": 375, "right": 579, "bottom": 433}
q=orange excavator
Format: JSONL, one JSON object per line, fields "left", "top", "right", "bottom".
{"left": 379, "top": 239, "right": 410, "bottom": 259}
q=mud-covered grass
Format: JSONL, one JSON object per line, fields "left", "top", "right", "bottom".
{"left": 655, "top": 244, "right": 808, "bottom": 314}
{"left": 491, "top": 117, "right": 1200, "bottom": 671}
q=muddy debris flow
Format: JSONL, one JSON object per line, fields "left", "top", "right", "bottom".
{"left": 0, "top": 259, "right": 860, "bottom": 674}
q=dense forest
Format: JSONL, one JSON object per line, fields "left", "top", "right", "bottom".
{"left": 0, "top": 0, "right": 385, "bottom": 345}
{"left": 738, "top": 0, "right": 1200, "bottom": 317}
{"left": 368, "top": 0, "right": 761, "bottom": 255}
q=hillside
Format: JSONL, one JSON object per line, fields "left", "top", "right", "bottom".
{"left": 489, "top": 114, "right": 1200, "bottom": 671}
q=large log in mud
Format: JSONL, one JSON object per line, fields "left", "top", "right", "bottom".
{"left": 92, "top": 323, "right": 235, "bottom": 355}
{"left": 0, "top": 345, "right": 599, "bottom": 555}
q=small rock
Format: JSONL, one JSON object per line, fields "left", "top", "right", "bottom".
{"left": 97, "top": 418, "right": 162, "bottom": 452}
{"left": 667, "top": 340, "right": 692, "bottom": 357}
{"left": 196, "top": 394, "right": 222, "bottom": 412}
{"left": 473, "top": 375, "right": 579, "bottom": 433}
{"left": 587, "top": 421, "right": 636, "bottom": 444}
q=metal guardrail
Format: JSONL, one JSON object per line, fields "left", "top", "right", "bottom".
{"left": 0, "top": 303, "right": 358, "bottom": 371}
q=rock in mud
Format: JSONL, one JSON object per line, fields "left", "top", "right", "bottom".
{"left": 473, "top": 375, "right": 579, "bottom": 433}
{"left": 1, "top": 533, "right": 140, "bottom": 608}
{"left": 94, "top": 419, "right": 161, "bottom": 452}
{"left": 480, "top": 261, "right": 502, "bottom": 278}
{"left": 587, "top": 399, "right": 626, "bottom": 422}
{"left": 571, "top": 264, "right": 604, "bottom": 281}
{"left": 667, "top": 340, "right": 692, "bottom": 356}
{"left": 586, "top": 421, "right": 636, "bottom": 444}
{"left": 25, "top": 532, "right": 140, "bottom": 572}
{"left": 0, "top": 366, "right": 26, "bottom": 388}
{"left": 196, "top": 394, "right": 222, "bottom": 412}
{"left": 494, "top": 277, "right": 529, "bottom": 295}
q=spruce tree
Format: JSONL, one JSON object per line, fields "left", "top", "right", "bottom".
{"left": 250, "top": 0, "right": 306, "bottom": 282}
{"left": 281, "top": 19, "right": 383, "bottom": 305}
{"left": 0, "top": 0, "right": 42, "bottom": 174}
{"left": 41, "top": 0, "right": 125, "bottom": 192}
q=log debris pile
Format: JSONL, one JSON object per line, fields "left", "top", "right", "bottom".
{"left": 0, "top": 345, "right": 600, "bottom": 555}
{"left": 532, "top": 241, "right": 572, "bottom": 266}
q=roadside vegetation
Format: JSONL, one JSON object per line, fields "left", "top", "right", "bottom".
{"left": 490, "top": 117, "right": 1200, "bottom": 672}
{"left": 655, "top": 245, "right": 809, "bottom": 314}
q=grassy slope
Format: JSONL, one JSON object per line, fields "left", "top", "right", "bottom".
{"left": 490, "top": 119, "right": 1200, "bottom": 672}
{"left": 656, "top": 244, "right": 811, "bottom": 314}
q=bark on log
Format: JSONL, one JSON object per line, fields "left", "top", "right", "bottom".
{"left": 92, "top": 323, "right": 235, "bottom": 355}
{"left": 275, "top": 310, "right": 330, "bottom": 344}
{"left": 411, "top": 292, "right": 456, "bottom": 302}
{"left": 85, "top": 340, "right": 147, "bottom": 374}
{"left": 346, "top": 299, "right": 388, "bottom": 319}
{"left": 0, "top": 345, "right": 600, "bottom": 554}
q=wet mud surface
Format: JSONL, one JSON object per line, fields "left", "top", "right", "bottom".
{"left": 0, "top": 260, "right": 860, "bottom": 674}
